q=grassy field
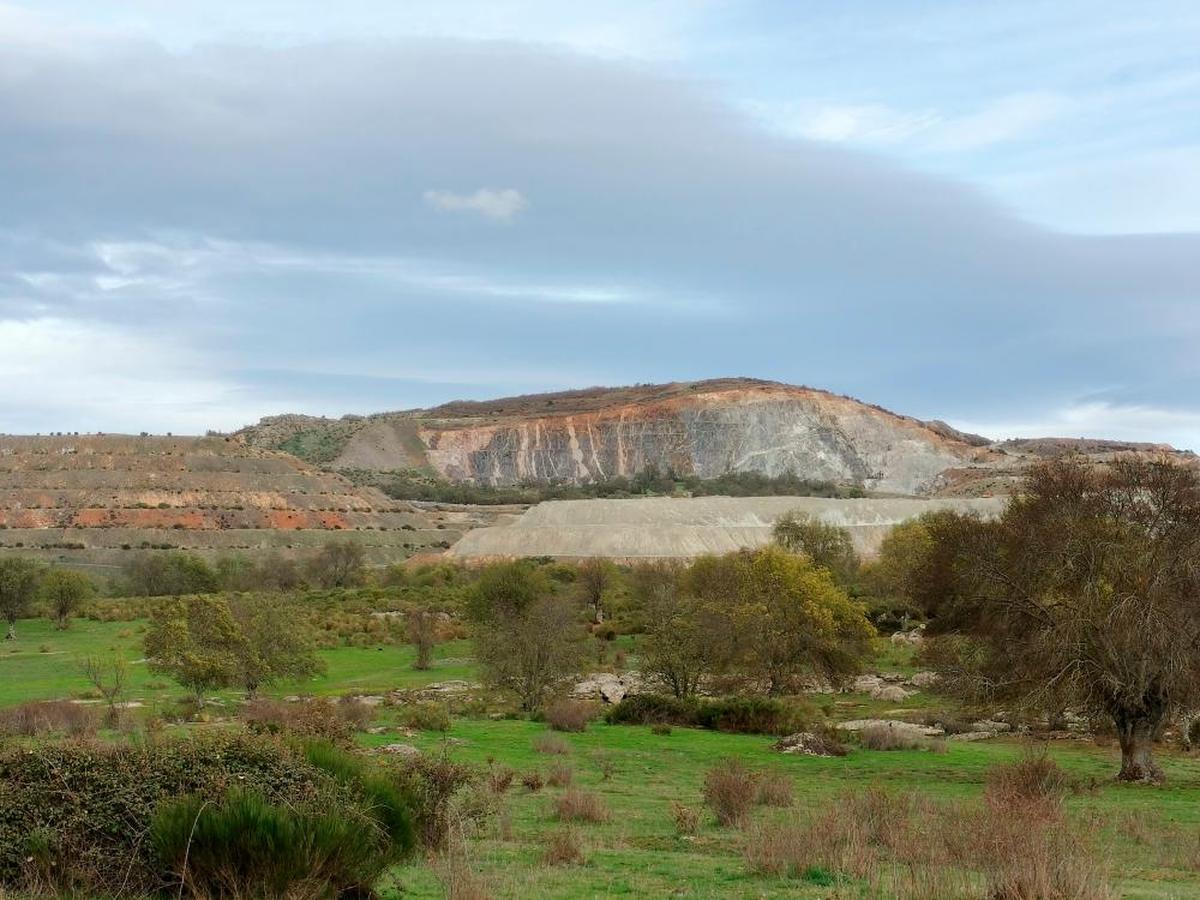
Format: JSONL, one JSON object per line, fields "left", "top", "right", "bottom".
{"left": 5, "top": 615, "right": 1200, "bottom": 898}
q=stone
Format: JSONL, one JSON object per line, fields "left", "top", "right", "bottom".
{"left": 890, "top": 627, "right": 926, "bottom": 647}
{"left": 908, "top": 671, "right": 940, "bottom": 688}
{"left": 572, "top": 672, "right": 644, "bottom": 704}
{"left": 774, "top": 732, "right": 848, "bottom": 757}
{"left": 870, "top": 684, "right": 912, "bottom": 702}
{"left": 970, "top": 719, "right": 1010, "bottom": 733}
{"left": 948, "top": 731, "right": 998, "bottom": 742}
{"left": 851, "top": 675, "right": 883, "bottom": 693}
{"left": 380, "top": 743, "right": 422, "bottom": 757}
{"left": 838, "top": 719, "right": 943, "bottom": 737}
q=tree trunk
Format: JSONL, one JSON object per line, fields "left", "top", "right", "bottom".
{"left": 4, "top": 621, "right": 13, "bottom": 641}
{"left": 1114, "top": 709, "right": 1165, "bottom": 783}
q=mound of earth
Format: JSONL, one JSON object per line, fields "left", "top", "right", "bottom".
{"left": 445, "top": 495, "right": 1005, "bottom": 562}
{"left": 0, "top": 435, "right": 490, "bottom": 570}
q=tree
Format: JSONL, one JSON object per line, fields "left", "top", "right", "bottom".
{"left": 923, "top": 457, "right": 1200, "bottom": 783}
{"left": 228, "top": 594, "right": 325, "bottom": 696}
{"left": 405, "top": 609, "right": 439, "bottom": 670}
{"left": 40, "top": 568, "right": 94, "bottom": 630}
{"left": 0, "top": 557, "right": 42, "bottom": 640}
{"left": 122, "top": 552, "right": 218, "bottom": 597}
{"left": 143, "top": 594, "right": 245, "bottom": 702}
{"left": 772, "top": 511, "right": 858, "bottom": 584}
{"left": 576, "top": 558, "right": 617, "bottom": 623}
{"left": 636, "top": 563, "right": 726, "bottom": 698}
{"left": 306, "top": 540, "right": 366, "bottom": 589}
{"left": 686, "top": 546, "right": 875, "bottom": 694}
{"left": 83, "top": 655, "right": 129, "bottom": 727}
{"left": 466, "top": 561, "right": 584, "bottom": 711}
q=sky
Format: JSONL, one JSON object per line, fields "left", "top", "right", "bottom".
{"left": 1, "top": 1, "right": 1199, "bottom": 446}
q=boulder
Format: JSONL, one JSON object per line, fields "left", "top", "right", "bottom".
{"left": 851, "top": 675, "right": 883, "bottom": 693}
{"left": 908, "top": 671, "right": 940, "bottom": 688}
{"left": 379, "top": 743, "right": 422, "bottom": 757}
{"left": 774, "top": 732, "right": 849, "bottom": 757}
{"left": 890, "top": 627, "right": 926, "bottom": 647}
{"left": 870, "top": 684, "right": 912, "bottom": 702}
{"left": 838, "top": 719, "right": 943, "bottom": 737}
{"left": 572, "top": 672, "right": 643, "bottom": 704}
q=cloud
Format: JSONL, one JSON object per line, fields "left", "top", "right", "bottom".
{"left": 423, "top": 187, "right": 528, "bottom": 221}
{"left": 0, "top": 26, "right": 1195, "bottom": 444}
{"left": 951, "top": 402, "right": 1200, "bottom": 452}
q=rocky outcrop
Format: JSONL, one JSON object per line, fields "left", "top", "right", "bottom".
{"left": 239, "top": 379, "right": 995, "bottom": 496}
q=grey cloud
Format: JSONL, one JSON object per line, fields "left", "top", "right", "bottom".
{"left": 0, "top": 35, "right": 1197, "bottom": 439}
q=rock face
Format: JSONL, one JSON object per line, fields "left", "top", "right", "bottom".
{"left": 239, "top": 379, "right": 994, "bottom": 496}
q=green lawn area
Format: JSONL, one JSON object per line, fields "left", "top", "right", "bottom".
{"left": 5, "top": 616, "right": 1200, "bottom": 898}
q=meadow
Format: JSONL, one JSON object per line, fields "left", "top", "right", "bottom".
{"left": 5, "top": 613, "right": 1200, "bottom": 898}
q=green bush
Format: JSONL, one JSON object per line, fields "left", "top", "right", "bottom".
{"left": 606, "top": 694, "right": 809, "bottom": 736}
{"left": 395, "top": 701, "right": 452, "bottom": 732}
{"left": 0, "top": 733, "right": 415, "bottom": 896}
{"left": 604, "top": 693, "right": 700, "bottom": 727}
{"left": 150, "top": 789, "right": 388, "bottom": 898}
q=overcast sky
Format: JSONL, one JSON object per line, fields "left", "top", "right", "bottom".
{"left": 2, "top": 2, "right": 1199, "bottom": 446}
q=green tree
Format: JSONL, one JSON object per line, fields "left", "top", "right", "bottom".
{"left": 228, "top": 594, "right": 325, "bottom": 696}
{"left": 122, "top": 552, "right": 219, "bottom": 597}
{"left": 0, "top": 557, "right": 42, "bottom": 640}
{"left": 576, "top": 558, "right": 618, "bottom": 623}
{"left": 405, "top": 608, "right": 439, "bottom": 671}
{"left": 923, "top": 457, "right": 1200, "bottom": 783}
{"left": 637, "top": 564, "right": 727, "bottom": 698}
{"left": 772, "top": 511, "right": 858, "bottom": 584}
{"left": 40, "top": 568, "right": 94, "bottom": 630}
{"left": 687, "top": 546, "right": 875, "bottom": 694}
{"left": 83, "top": 655, "right": 129, "bottom": 727}
{"left": 466, "top": 561, "right": 584, "bottom": 711}
{"left": 143, "top": 594, "right": 245, "bottom": 702}
{"left": 305, "top": 540, "right": 366, "bottom": 589}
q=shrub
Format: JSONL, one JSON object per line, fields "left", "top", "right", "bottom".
{"left": 670, "top": 802, "right": 701, "bottom": 836}
{"left": 592, "top": 752, "right": 616, "bottom": 781}
{"left": 396, "top": 701, "right": 452, "bottom": 732}
{"left": 545, "top": 698, "right": 596, "bottom": 733}
{"left": 0, "top": 733, "right": 414, "bottom": 896}
{"left": 487, "top": 765, "right": 516, "bottom": 794}
{"left": 541, "top": 829, "right": 585, "bottom": 866}
{"left": 548, "top": 763, "right": 574, "bottom": 788}
{"left": 695, "top": 697, "right": 809, "bottom": 736}
{"left": 150, "top": 788, "right": 394, "bottom": 898}
{"left": 532, "top": 732, "right": 572, "bottom": 755}
{"left": 605, "top": 693, "right": 698, "bottom": 727}
{"left": 553, "top": 789, "right": 610, "bottom": 824}
{"left": 703, "top": 759, "right": 757, "bottom": 827}
{"left": 0, "top": 700, "right": 97, "bottom": 738}
{"left": 983, "top": 748, "right": 1071, "bottom": 817}
{"left": 651, "top": 723, "right": 673, "bottom": 736}
{"left": 388, "top": 753, "right": 481, "bottom": 850}
{"left": 755, "top": 771, "right": 794, "bottom": 807}
{"left": 522, "top": 771, "right": 545, "bottom": 792}
{"left": 241, "top": 697, "right": 362, "bottom": 746}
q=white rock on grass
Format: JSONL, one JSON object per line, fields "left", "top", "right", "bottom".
{"left": 870, "top": 684, "right": 912, "bottom": 702}
{"left": 379, "top": 743, "right": 422, "bottom": 757}
{"left": 838, "top": 719, "right": 943, "bottom": 737}
{"left": 908, "top": 671, "right": 940, "bottom": 688}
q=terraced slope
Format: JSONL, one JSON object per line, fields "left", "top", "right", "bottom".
{"left": 0, "top": 435, "right": 479, "bottom": 570}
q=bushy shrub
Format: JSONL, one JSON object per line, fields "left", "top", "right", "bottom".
{"left": 858, "top": 723, "right": 944, "bottom": 752}
{"left": 541, "top": 829, "right": 585, "bottom": 866}
{"left": 0, "top": 700, "right": 97, "bottom": 738}
{"left": 387, "top": 753, "right": 483, "bottom": 849}
{"left": 553, "top": 789, "right": 610, "bottom": 824}
{"left": 241, "top": 697, "right": 365, "bottom": 746}
{"left": 984, "top": 747, "right": 1071, "bottom": 814}
{"left": 547, "top": 763, "right": 574, "bottom": 788}
{"left": 606, "top": 693, "right": 808, "bottom": 736}
{"left": 670, "top": 802, "right": 701, "bottom": 836}
{"left": 545, "top": 698, "right": 597, "bottom": 733}
{"left": 396, "top": 701, "right": 452, "bottom": 732}
{"left": 703, "top": 759, "right": 757, "bottom": 827}
{"left": 150, "top": 789, "right": 393, "bottom": 898}
{"left": 522, "top": 771, "right": 545, "bottom": 792}
{"left": 532, "top": 732, "right": 572, "bottom": 755}
{"left": 695, "top": 697, "right": 810, "bottom": 736}
{"left": 755, "top": 771, "right": 795, "bottom": 807}
{"left": 0, "top": 733, "right": 414, "bottom": 896}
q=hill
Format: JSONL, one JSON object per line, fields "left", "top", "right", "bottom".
{"left": 238, "top": 378, "right": 1003, "bottom": 496}
{"left": 0, "top": 434, "right": 493, "bottom": 573}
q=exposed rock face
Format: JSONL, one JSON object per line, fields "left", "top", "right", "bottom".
{"left": 239, "top": 379, "right": 994, "bottom": 496}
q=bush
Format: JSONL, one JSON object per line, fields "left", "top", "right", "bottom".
{"left": 984, "top": 748, "right": 1071, "bottom": 814}
{"left": 388, "top": 753, "right": 482, "bottom": 849}
{"left": 755, "top": 771, "right": 794, "bottom": 807}
{"left": 541, "top": 829, "right": 585, "bottom": 866}
{"left": 150, "top": 789, "right": 393, "bottom": 898}
{"left": 695, "top": 697, "right": 809, "bottom": 736}
{"left": 651, "top": 723, "right": 673, "bottom": 736}
{"left": 532, "top": 732, "right": 572, "bottom": 755}
{"left": 0, "top": 733, "right": 414, "bottom": 896}
{"left": 241, "top": 697, "right": 364, "bottom": 746}
{"left": 605, "top": 693, "right": 698, "bottom": 727}
{"left": 670, "top": 802, "right": 701, "bottom": 836}
{"left": 548, "top": 763, "right": 574, "bottom": 788}
{"left": 522, "top": 771, "right": 545, "bottom": 792}
{"left": 553, "top": 789, "right": 610, "bottom": 824}
{"left": 487, "top": 765, "right": 516, "bottom": 794}
{"left": 606, "top": 694, "right": 808, "bottom": 735}
{"left": 545, "top": 699, "right": 597, "bottom": 733}
{"left": 0, "top": 700, "right": 97, "bottom": 738}
{"left": 703, "top": 759, "right": 757, "bottom": 827}
{"left": 396, "top": 701, "right": 452, "bottom": 732}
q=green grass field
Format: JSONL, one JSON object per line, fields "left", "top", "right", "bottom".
{"left": 5, "top": 615, "right": 1200, "bottom": 898}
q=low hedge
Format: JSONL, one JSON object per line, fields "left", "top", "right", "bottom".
{"left": 605, "top": 694, "right": 810, "bottom": 735}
